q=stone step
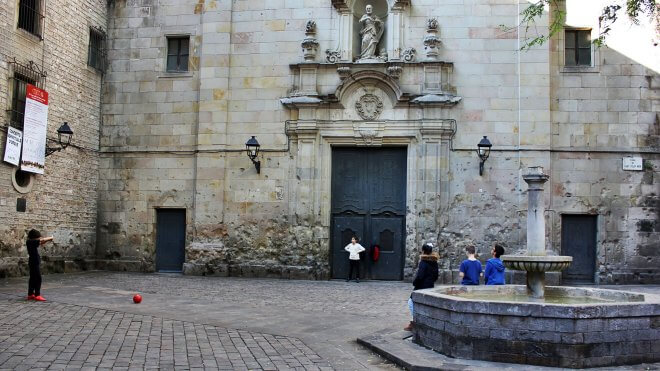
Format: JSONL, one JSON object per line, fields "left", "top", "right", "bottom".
{"left": 357, "top": 328, "right": 561, "bottom": 371}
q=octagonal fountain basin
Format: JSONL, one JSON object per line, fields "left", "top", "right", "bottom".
{"left": 411, "top": 285, "right": 660, "bottom": 368}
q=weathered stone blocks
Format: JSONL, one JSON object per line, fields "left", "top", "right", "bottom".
{"left": 412, "top": 285, "right": 660, "bottom": 368}
{"left": 88, "top": 0, "right": 660, "bottom": 284}
{"left": 0, "top": 0, "right": 105, "bottom": 275}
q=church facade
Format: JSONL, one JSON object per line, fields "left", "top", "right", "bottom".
{"left": 96, "top": 0, "right": 658, "bottom": 283}
{"left": 1, "top": 0, "right": 658, "bottom": 283}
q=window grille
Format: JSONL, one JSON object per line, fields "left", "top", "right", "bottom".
{"left": 17, "top": 0, "right": 44, "bottom": 38}
{"left": 7, "top": 59, "right": 46, "bottom": 130}
{"left": 565, "top": 29, "right": 592, "bottom": 66}
{"left": 88, "top": 27, "right": 106, "bottom": 72}
{"left": 166, "top": 36, "right": 190, "bottom": 72}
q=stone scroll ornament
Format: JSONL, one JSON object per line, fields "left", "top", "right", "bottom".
{"left": 359, "top": 4, "right": 384, "bottom": 60}
{"left": 355, "top": 94, "right": 383, "bottom": 120}
{"left": 402, "top": 47, "right": 416, "bottom": 62}
{"left": 301, "top": 20, "right": 319, "bottom": 62}
{"left": 325, "top": 49, "right": 341, "bottom": 63}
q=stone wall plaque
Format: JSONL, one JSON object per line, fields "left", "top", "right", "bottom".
{"left": 355, "top": 94, "right": 383, "bottom": 120}
{"left": 622, "top": 157, "right": 643, "bottom": 171}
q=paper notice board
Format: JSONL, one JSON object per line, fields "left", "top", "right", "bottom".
{"left": 20, "top": 84, "right": 49, "bottom": 174}
{"left": 3, "top": 127, "right": 22, "bottom": 166}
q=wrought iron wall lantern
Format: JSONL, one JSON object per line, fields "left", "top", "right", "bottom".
{"left": 477, "top": 136, "right": 492, "bottom": 176}
{"left": 45, "top": 122, "right": 73, "bottom": 157}
{"left": 245, "top": 136, "right": 261, "bottom": 174}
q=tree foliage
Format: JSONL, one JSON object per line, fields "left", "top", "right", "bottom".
{"left": 509, "top": 0, "right": 658, "bottom": 50}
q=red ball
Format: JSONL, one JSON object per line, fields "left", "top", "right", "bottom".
{"left": 133, "top": 294, "right": 142, "bottom": 304}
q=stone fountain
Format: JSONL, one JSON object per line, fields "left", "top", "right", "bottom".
{"left": 500, "top": 166, "right": 572, "bottom": 298}
{"left": 410, "top": 167, "right": 660, "bottom": 368}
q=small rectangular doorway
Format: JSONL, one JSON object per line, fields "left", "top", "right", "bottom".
{"left": 156, "top": 209, "right": 186, "bottom": 272}
{"left": 330, "top": 147, "right": 407, "bottom": 280}
{"left": 561, "top": 214, "right": 597, "bottom": 283}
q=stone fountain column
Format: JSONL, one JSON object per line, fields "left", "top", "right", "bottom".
{"left": 523, "top": 166, "right": 549, "bottom": 298}
{"left": 501, "top": 166, "right": 572, "bottom": 299}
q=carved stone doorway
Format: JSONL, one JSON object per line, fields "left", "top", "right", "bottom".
{"left": 330, "top": 147, "right": 407, "bottom": 280}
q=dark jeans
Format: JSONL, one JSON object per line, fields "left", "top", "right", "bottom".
{"left": 348, "top": 260, "right": 360, "bottom": 280}
{"left": 28, "top": 258, "right": 41, "bottom": 296}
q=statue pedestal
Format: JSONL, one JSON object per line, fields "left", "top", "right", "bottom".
{"left": 355, "top": 57, "right": 386, "bottom": 64}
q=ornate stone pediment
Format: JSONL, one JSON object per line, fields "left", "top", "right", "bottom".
{"left": 280, "top": 61, "right": 461, "bottom": 109}
{"left": 335, "top": 69, "right": 404, "bottom": 106}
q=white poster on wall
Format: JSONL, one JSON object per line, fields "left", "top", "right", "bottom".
{"left": 3, "top": 127, "right": 22, "bottom": 166}
{"left": 20, "top": 84, "right": 49, "bottom": 174}
{"left": 622, "top": 157, "right": 643, "bottom": 171}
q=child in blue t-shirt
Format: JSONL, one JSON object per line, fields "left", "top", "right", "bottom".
{"left": 459, "top": 245, "right": 482, "bottom": 285}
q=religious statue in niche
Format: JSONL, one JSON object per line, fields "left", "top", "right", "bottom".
{"left": 358, "top": 4, "right": 384, "bottom": 60}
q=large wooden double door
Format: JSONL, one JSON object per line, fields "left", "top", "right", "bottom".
{"left": 331, "top": 147, "right": 407, "bottom": 280}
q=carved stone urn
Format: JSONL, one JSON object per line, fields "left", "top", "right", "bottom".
{"left": 423, "top": 18, "right": 441, "bottom": 60}
{"left": 301, "top": 20, "right": 319, "bottom": 62}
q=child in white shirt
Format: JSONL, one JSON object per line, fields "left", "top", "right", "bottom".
{"left": 344, "top": 236, "right": 365, "bottom": 282}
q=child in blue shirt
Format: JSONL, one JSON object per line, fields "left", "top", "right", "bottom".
{"left": 459, "top": 245, "right": 482, "bottom": 285}
{"left": 484, "top": 244, "right": 506, "bottom": 285}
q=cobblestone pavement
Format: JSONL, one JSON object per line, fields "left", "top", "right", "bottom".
{"left": 1, "top": 273, "right": 659, "bottom": 370}
{"left": 54, "top": 273, "right": 410, "bottom": 317}
{"left": 0, "top": 272, "right": 411, "bottom": 370}
{"left": 0, "top": 296, "right": 330, "bottom": 370}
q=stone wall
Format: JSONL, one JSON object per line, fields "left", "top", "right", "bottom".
{"left": 98, "top": 0, "right": 659, "bottom": 283}
{"left": 0, "top": 0, "right": 106, "bottom": 276}
{"left": 98, "top": 0, "right": 205, "bottom": 270}
{"left": 413, "top": 286, "right": 660, "bottom": 368}
{"left": 434, "top": 0, "right": 659, "bottom": 283}
{"left": 547, "top": 2, "right": 660, "bottom": 283}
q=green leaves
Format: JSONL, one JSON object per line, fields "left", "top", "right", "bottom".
{"left": 514, "top": 0, "right": 657, "bottom": 51}
{"left": 517, "top": 0, "right": 565, "bottom": 51}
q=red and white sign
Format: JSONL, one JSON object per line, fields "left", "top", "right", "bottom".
{"left": 20, "top": 84, "right": 49, "bottom": 174}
